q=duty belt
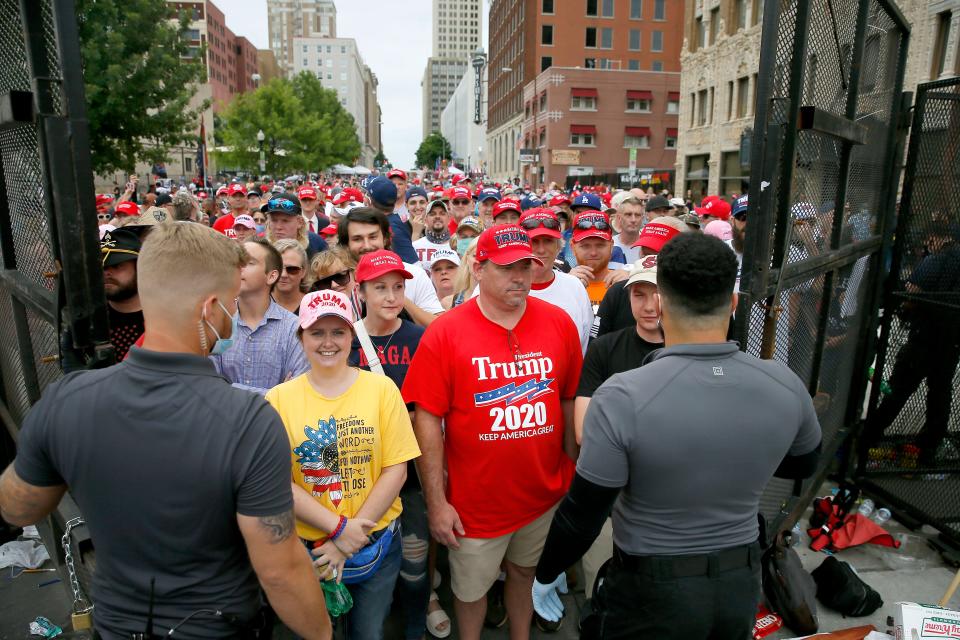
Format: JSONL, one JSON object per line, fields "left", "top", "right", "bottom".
{"left": 612, "top": 542, "right": 759, "bottom": 578}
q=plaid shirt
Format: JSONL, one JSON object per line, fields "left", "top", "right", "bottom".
{"left": 212, "top": 299, "right": 308, "bottom": 395}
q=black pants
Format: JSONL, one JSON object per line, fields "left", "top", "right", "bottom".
{"left": 864, "top": 331, "right": 960, "bottom": 458}
{"left": 585, "top": 544, "right": 761, "bottom": 640}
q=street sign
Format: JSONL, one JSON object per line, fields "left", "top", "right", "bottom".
{"left": 519, "top": 148, "right": 536, "bottom": 163}
{"left": 628, "top": 148, "right": 637, "bottom": 172}
{"left": 551, "top": 149, "right": 581, "bottom": 165}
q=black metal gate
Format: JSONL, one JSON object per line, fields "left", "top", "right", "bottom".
{"left": 855, "top": 76, "right": 960, "bottom": 545}
{"left": 735, "top": 0, "right": 910, "bottom": 537}
{"left": 0, "top": 0, "right": 109, "bottom": 599}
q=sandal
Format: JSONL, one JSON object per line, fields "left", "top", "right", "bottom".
{"left": 426, "top": 590, "right": 451, "bottom": 638}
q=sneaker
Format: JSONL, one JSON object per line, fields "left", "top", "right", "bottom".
{"left": 484, "top": 580, "right": 508, "bottom": 628}
{"left": 535, "top": 612, "right": 563, "bottom": 632}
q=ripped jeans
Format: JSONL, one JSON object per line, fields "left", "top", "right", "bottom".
{"left": 398, "top": 486, "right": 432, "bottom": 640}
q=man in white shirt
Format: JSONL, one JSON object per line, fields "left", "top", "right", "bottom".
{"left": 413, "top": 200, "right": 453, "bottom": 271}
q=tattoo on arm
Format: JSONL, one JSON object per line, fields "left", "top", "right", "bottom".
{"left": 258, "top": 509, "right": 295, "bottom": 544}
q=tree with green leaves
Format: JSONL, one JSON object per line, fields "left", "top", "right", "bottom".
{"left": 75, "top": 0, "right": 208, "bottom": 175}
{"left": 214, "top": 72, "right": 361, "bottom": 175}
{"left": 415, "top": 132, "right": 452, "bottom": 169}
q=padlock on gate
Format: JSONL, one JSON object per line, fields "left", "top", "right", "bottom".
{"left": 62, "top": 518, "right": 95, "bottom": 632}
{"left": 71, "top": 608, "right": 93, "bottom": 630}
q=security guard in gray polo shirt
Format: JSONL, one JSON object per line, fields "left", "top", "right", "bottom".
{"left": 532, "top": 232, "right": 822, "bottom": 639}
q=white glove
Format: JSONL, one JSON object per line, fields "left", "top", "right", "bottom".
{"left": 531, "top": 573, "right": 568, "bottom": 622}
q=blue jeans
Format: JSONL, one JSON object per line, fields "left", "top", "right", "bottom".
{"left": 397, "top": 488, "right": 431, "bottom": 640}
{"left": 343, "top": 526, "right": 402, "bottom": 640}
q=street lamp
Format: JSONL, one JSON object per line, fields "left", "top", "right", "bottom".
{"left": 257, "top": 129, "right": 265, "bottom": 175}
{"left": 472, "top": 47, "right": 486, "bottom": 125}
{"left": 251, "top": 73, "right": 261, "bottom": 89}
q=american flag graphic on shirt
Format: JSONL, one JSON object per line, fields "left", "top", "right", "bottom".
{"left": 293, "top": 417, "right": 343, "bottom": 507}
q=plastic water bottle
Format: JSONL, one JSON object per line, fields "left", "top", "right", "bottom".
{"left": 873, "top": 508, "right": 892, "bottom": 526}
{"left": 858, "top": 499, "right": 875, "bottom": 517}
{"left": 321, "top": 580, "right": 353, "bottom": 617}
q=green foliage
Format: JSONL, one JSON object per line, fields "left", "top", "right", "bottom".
{"left": 75, "top": 0, "right": 208, "bottom": 175}
{"left": 415, "top": 132, "right": 452, "bottom": 169}
{"left": 214, "top": 72, "right": 362, "bottom": 175}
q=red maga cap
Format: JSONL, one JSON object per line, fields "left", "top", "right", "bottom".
{"left": 475, "top": 224, "right": 543, "bottom": 266}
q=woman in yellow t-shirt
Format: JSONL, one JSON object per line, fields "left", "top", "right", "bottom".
{"left": 265, "top": 289, "right": 420, "bottom": 640}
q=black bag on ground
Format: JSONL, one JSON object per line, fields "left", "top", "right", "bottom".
{"left": 761, "top": 531, "right": 819, "bottom": 635}
{"left": 811, "top": 556, "right": 883, "bottom": 616}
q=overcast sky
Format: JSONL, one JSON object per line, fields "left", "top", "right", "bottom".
{"left": 225, "top": 1, "right": 486, "bottom": 169}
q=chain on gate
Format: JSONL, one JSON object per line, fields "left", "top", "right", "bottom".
{"left": 63, "top": 517, "right": 94, "bottom": 630}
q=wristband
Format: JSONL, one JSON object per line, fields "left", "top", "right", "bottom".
{"left": 330, "top": 516, "right": 348, "bottom": 541}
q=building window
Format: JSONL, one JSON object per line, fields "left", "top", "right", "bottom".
{"left": 931, "top": 11, "right": 952, "bottom": 79}
{"left": 630, "top": 0, "right": 642, "bottom": 19}
{"left": 539, "top": 129, "right": 546, "bottom": 146}
{"left": 726, "top": 80, "right": 734, "bottom": 120}
{"left": 570, "top": 132, "right": 595, "bottom": 146}
{"left": 542, "top": 0, "right": 554, "bottom": 14}
{"left": 541, "top": 56, "right": 553, "bottom": 71}
{"left": 690, "top": 92, "right": 696, "bottom": 126}
{"left": 326, "top": 59, "right": 333, "bottom": 67}
{"left": 652, "top": 60, "right": 663, "bottom": 71}
{"left": 667, "top": 93, "right": 679, "bottom": 113}
{"left": 736, "top": 76, "right": 750, "bottom": 118}
{"left": 572, "top": 95, "right": 598, "bottom": 110}
{"left": 629, "top": 29, "right": 641, "bottom": 50}
{"left": 628, "top": 59, "right": 640, "bottom": 70}
{"left": 600, "top": 27, "right": 613, "bottom": 48}
{"left": 697, "top": 89, "right": 708, "bottom": 125}
{"left": 654, "top": 0, "right": 666, "bottom": 20}
{"left": 340, "top": 72, "right": 347, "bottom": 81}
{"left": 733, "top": 0, "right": 748, "bottom": 32}
{"left": 542, "top": 25, "right": 553, "bottom": 45}
{"left": 665, "top": 128, "right": 678, "bottom": 148}
{"left": 626, "top": 97, "right": 651, "bottom": 112}
{"left": 303, "top": 58, "right": 308, "bottom": 66}
{"left": 686, "top": 154, "right": 710, "bottom": 203}
{"left": 710, "top": 7, "right": 720, "bottom": 44}
{"left": 651, "top": 30, "right": 663, "bottom": 52}
{"left": 341, "top": 45, "right": 346, "bottom": 53}
{"left": 696, "top": 16, "right": 705, "bottom": 49}
{"left": 602, "top": 0, "right": 614, "bottom": 17}
{"left": 327, "top": 45, "right": 332, "bottom": 53}
{"left": 317, "top": 45, "right": 322, "bottom": 52}
{"left": 586, "top": 0, "right": 598, "bottom": 16}
{"left": 302, "top": 45, "right": 308, "bottom": 52}
{"left": 540, "top": 92, "right": 547, "bottom": 111}
{"left": 585, "top": 58, "right": 597, "bottom": 68}
{"left": 721, "top": 151, "right": 749, "bottom": 198}
{"left": 624, "top": 134, "right": 650, "bottom": 148}
{"left": 327, "top": 72, "right": 332, "bottom": 79}
{"left": 185, "top": 157, "right": 192, "bottom": 172}
{"left": 585, "top": 27, "right": 597, "bottom": 47}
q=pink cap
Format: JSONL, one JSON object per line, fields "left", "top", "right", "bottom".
{"left": 704, "top": 219, "right": 733, "bottom": 241}
{"left": 233, "top": 214, "right": 256, "bottom": 229}
{"left": 298, "top": 290, "right": 355, "bottom": 330}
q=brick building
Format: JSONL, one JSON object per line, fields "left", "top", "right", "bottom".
{"left": 487, "top": 0, "right": 684, "bottom": 183}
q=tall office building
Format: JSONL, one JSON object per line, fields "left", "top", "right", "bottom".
{"left": 421, "top": 0, "right": 483, "bottom": 137}
{"left": 267, "top": 0, "right": 338, "bottom": 77}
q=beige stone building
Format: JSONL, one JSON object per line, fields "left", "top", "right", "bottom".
{"left": 675, "top": 0, "right": 960, "bottom": 203}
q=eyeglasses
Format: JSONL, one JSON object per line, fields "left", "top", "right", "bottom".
{"left": 97, "top": 213, "right": 111, "bottom": 221}
{"left": 575, "top": 217, "right": 610, "bottom": 231}
{"left": 451, "top": 199, "right": 471, "bottom": 205}
{"left": 312, "top": 269, "right": 351, "bottom": 290}
{"left": 267, "top": 198, "right": 297, "bottom": 212}
{"left": 520, "top": 217, "right": 560, "bottom": 231}
{"left": 282, "top": 265, "right": 303, "bottom": 275}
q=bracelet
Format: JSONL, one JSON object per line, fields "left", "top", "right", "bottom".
{"left": 330, "top": 516, "right": 348, "bottom": 541}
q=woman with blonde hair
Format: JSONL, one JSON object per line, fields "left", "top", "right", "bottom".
{"left": 442, "top": 242, "right": 477, "bottom": 309}
{"left": 273, "top": 239, "right": 311, "bottom": 314}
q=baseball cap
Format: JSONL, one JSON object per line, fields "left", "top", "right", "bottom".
{"left": 405, "top": 186, "right": 428, "bottom": 201}
{"left": 611, "top": 191, "right": 636, "bottom": 209}
{"left": 704, "top": 219, "right": 733, "bottom": 241}
{"left": 226, "top": 183, "right": 247, "bottom": 196}
{"left": 233, "top": 214, "right": 256, "bottom": 229}
{"left": 669, "top": 197, "right": 686, "bottom": 209}
{"left": 386, "top": 168, "right": 407, "bottom": 181}
{"left": 100, "top": 228, "right": 141, "bottom": 267}
{"left": 475, "top": 224, "right": 543, "bottom": 266}
{"left": 264, "top": 193, "right": 302, "bottom": 215}
{"left": 197, "top": 191, "right": 208, "bottom": 199}
{"left": 631, "top": 222, "right": 681, "bottom": 252}
{"left": 95, "top": 194, "right": 115, "bottom": 209}
{"left": 699, "top": 198, "right": 732, "bottom": 220}
{"left": 427, "top": 199, "right": 448, "bottom": 213}
{"left": 548, "top": 194, "right": 571, "bottom": 207}
{"left": 430, "top": 248, "right": 461, "bottom": 268}
{"left": 155, "top": 193, "right": 172, "bottom": 207}
{"left": 298, "top": 290, "right": 355, "bottom": 330}
{"left": 355, "top": 249, "right": 413, "bottom": 284}
{"left": 518, "top": 208, "right": 562, "bottom": 240}
{"left": 478, "top": 187, "right": 501, "bottom": 202}
{"left": 492, "top": 200, "right": 522, "bottom": 220}
{"left": 246, "top": 189, "right": 262, "bottom": 198}
{"left": 367, "top": 176, "right": 398, "bottom": 208}
{"left": 450, "top": 186, "right": 472, "bottom": 202}
{"left": 215, "top": 186, "right": 228, "bottom": 197}
{"left": 625, "top": 255, "right": 658, "bottom": 288}
{"left": 572, "top": 210, "right": 613, "bottom": 243}
{"left": 732, "top": 195, "right": 749, "bottom": 219}
{"left": 297, "top": 185, "right": 319, "bottom": 200}
{"left": 694, "top": 195, "right": 720, "bottom": 214}
{"left": 571, "top": 193, "right": 602, "bottom": 211}
{"left": 679, "top": 212, "right": 702, "bottom": 229}
{"left": 520, "top": 195, "right": 541, "bottom": 211}
{"left": 114, "top": 201, "right": 140, "bottom": 217}
{"left": 319, "top": 222, "right": 338, "bottom": 236}
{"left": 645, "top": 195, "right": 674, "bottom": 211}
{"left": 131, "top": 206, "right": 169, "bottom": 227}
{"left": 457, "top": 216, "right": 483, "bottom": 234}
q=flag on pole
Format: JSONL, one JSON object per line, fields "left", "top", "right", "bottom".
{"left": 197, "top": 117, "right": 207, "bottom": 187}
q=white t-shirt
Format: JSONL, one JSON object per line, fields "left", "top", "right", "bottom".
{"left": 405, "top": 261, "right": 444, "bottom": 315}
{"left": 413, "top": 236, "right": 453, "bottom": 271}
{"left": 470, "top": 271, "right": 594, "bottom": 355}
{"left": 613, "top": 234, "right": 641, "bottom": 265}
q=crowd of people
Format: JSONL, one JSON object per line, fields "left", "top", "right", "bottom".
{"left": 0, "top": 169, "right": 826, "bottom": 640}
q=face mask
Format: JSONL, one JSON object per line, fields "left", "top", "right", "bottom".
{"left": 202, "top": 300, "right": 238, "bottom": 355}
{"left": 255, "top": 224, "right": 266, "bottom": 234}
{"left": 456, "top": 237, "right": 475, "bottom": 257}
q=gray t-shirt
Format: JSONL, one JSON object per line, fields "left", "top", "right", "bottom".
{"left": 15, "top": 348, "right": 293, "bottom": 639}
{"left": 578, "top": 342, "right": 821, "bottom": 555}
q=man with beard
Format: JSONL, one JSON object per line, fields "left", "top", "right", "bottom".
{"left": 213, "top": 183, "right": 248, "bottom": 239}
{"left": 414, "top": 199, "right": 453, "bottom": 271}
{"left": 568, "top": 211, "right": 628, "bottom": 313}
{"left": 731, "top": 195, "right": 748, "bottom": 289}
{"left": 100, "top": 228, "right": 144, "bottom": 362}
{"left": 477, "top": 187, "right": 501, "bottom": 229}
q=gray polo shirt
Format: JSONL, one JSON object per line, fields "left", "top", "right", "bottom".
{"left": 14, "top": 347, "right": 293, "bottom": 639}
{"left": 578, "top": 342, "right": 821, "bottom": 556}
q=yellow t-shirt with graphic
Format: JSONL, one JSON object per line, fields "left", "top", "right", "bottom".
{"left": 265, "top": 370, "right": 421, "bottom": 541}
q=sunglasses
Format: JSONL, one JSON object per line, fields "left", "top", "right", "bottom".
{"left": 267, "top": 198, "right": 297, "bottom": 212}
{"left": 97, "top": 213, "right": 111, "bottom": 221}
{"left": 312, "top": 269, "right": 351, "bottom": 290}
{"left": 733, "top": 212, "right": 748, "bottom": 221}
{"left": 575, "top": 218, "right": 610, "bottom": 231}
{"left": 282, "top": 265, "right": 303, "bottom": 275}
{"left": 521, "top": 217, "right": 561, "bottom": 230}
{"left": 451, "top": 199, "right": 471, "bottom": 205}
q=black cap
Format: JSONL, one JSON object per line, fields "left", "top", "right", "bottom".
{"left": 100, "top": 228, "right": 141, "bottom": 267}
{"left": 646, "top": 195, "right": 674, "bottom": 211}
{"left": 262, "top": 192, "right": 302, "bottom": 215}
{"left": 155, "top": 193, "right": 172, "bottom": 206}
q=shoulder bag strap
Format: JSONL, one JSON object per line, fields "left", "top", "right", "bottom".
{"left": 353, "top": 319, "right": 386, "bottom": 376}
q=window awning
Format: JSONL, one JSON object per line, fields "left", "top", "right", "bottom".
{"left": 666, "top": 127, "right": 678, "bottom": 137}
{"left": 627, "top": 90, "right": 653, "bottom": 100}
{"left": 571, "top": 124, "right": 597, "bottom": 135}
{"left": 668, "top": 91, "right": 681, "bottom": 101}
{"left": 625, "top": 126, "right": 652, "bottom": 137}
{"left": 571, "top": 87, "right": 598, "bottom": 98}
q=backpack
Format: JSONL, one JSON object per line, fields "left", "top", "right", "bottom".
{"left": 761, "top": 531, "right": 819, "bottom": 635}
{"left": 810, "top": 556, "right": 883, "bottom": 617}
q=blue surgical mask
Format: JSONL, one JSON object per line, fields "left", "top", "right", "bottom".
{"left": 255, "top": 224, "right": 266, "bottom": 234}
{"left": 456, "top": 237, "right": 475, "bottom": 257}
{"left": 204, "top": 300, "right": 238, "bottom": 355}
